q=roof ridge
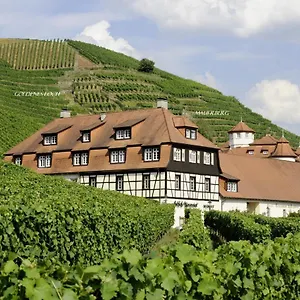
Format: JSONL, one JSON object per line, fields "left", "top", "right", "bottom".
{"left": 162, "top": 108, "right": 172, "bottom": 142}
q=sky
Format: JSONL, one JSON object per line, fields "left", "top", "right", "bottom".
{"left": 1, "top": 0, "right": 300, "bottom": 135}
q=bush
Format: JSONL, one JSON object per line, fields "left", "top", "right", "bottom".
{"left": 0, "top": 162, "right": 174, "bottom": 266}
{"left": 205, "top": 211, "right": 271, "bottom": 243}
{"left": 3, "top": 233, "right": 300, "bottom": 299}
{"left": 138, "top": 58, "right": 155, "bottom": 73}
{"left": 179, "top": 209, "right": 212, "bottom": 251}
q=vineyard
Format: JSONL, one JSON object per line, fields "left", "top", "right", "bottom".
{"left": 0, "top": 39, "right": 75, "bottom": 70}
{"left": 0, "top": 38, "right": 299, "bottom": 152}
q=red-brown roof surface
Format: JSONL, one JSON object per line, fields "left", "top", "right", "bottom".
{"left": 250, "top": 134, "right": 278, "bottom": 145}
{"left": 219, "top": 153, "right": 300, "bottom": 202}
{"left": 5, "top": 108, "right": 218, "bottom": 156}
{"left": 228, "top": 121, "right": 255, "bottom": 133}
{"left": 270, "top": 137, "right": 297, "bottom": 158}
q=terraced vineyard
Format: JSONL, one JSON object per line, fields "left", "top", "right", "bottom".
{"left": 0, "top": 39, "right": 75, "bottom": 70}
{"left": 0, "top": 38, "right": 299, "bottom": 154}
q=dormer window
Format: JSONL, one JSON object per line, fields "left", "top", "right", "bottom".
{"left": 38, "top": 154, "right": 51, "bottom": 168}
{"left": 43, "top": 135, "right": 57, "bottom": 145}
{"left": 227, "top": 181, "right": 237, "bottom": 192}
{"left": 262, "top": 150, "right": 268, "bottom": 155}
{"left": 116, "top": 128, "right": 131, "bottom": 140}
{"left": 73, "top": 152, "right": 89, "bottom": 166}
{"left": 144, "top": 147, "right": 160, "bottom": 162}
{"left": 247, "top": 150, "right": 254, "bottom": 155}
{"left": 110, "top": 149, "right": 126, "bottom": 164}
{"left": 82, "top": 131, "right": 90, "bottom": 143}
{"left": 14, "top": 156, "right": 22, "bottom": 166}
{"left": 186, "top": 128, "right": 197, "bottom": 140}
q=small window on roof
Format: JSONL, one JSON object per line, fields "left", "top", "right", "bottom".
{"left": 82, "top": 131, "right": 90, "bottom": 143}
{"left": 185, "top": 128, "right": 197, "bottom": 139}
{"left": 262, "top": 150, "right": 268, "bottom": 155}
{"left": 116, "top": 128, "right": 131, "bottom": 140}
{"left": 247, "top": 150, "right": 254, "bottom": 155}
{"left": 44, "top": 135, "right": 57, "bottom": 145}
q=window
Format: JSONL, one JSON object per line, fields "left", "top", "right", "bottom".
{"left": 143, "top": 174, "right": 150, "bottom": 190}
{"left": 247, "top": 150, "right": 254, "bottom": 155}
{"left": 262, "top": 150, "right": 268, "bottom": 155}
{"left": 174, "top": 148, "right": 182, "bottom": 161}
{"left": 181, "top": 149, "right": 185, "bottom": 162}
{"left": 204, "top": 152, "right": 211, "bottom": 165}
{"left": 111, "top": 150, "right": 126, "bottom": 163}
{"left": 73, "top": 152, "right": 89, "bottom": 166}
{"left": 89, "top": 176, "right": 96, "bottom": 187}
{"left": 197, "top": 151, "right": 201, "bottom": 164}
{"left": 14, "top": 156, "right": 22, "bottom": 166}
{"left": 283, "top": 209, "right": 287, "bottom": 217}
{"left": 43, "top": 135, "right": 57, "bottom": 145}
{"left": 82, "top": 132, "right": 90, "bottom": 143}
{"left": 144, "top": 147, "right": 160, "bottom": 161}
{"left": 236, "top": 133, "right": 241, "bottom": 138}
{"left": 116, "top": 175, "right": 124, "bottom": 191}
{"left": 227, "top": 182, "right": 237, "bottom": 192}
{"left": 185, "top": 128, "right": 197, "bottom": 139}
{"left": 204, "top": 178, "right": 211, "bottom": 192}
{"left": 266, "top": 206, "right": 270, "bottom": 217}
{"left": 175, "top": 175, "right": 181, "bottom": 190}
{"left": 116, "top": 128, "right": 131, "bottom": 140}
{"left": 189, "top": 150, "right": 196, "bottom": 163}
{"left": 38, "top": 155, "right": 51, "bottom": 168}
{"left": 190, "top": 176, "right": 196, "bottom": 191}
{"left": 245, "top": 133, "right": 249, "bottom": 138}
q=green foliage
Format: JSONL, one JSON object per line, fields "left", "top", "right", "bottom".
{"left": 205, "top": 211, "right": 271, "bottom": 243}
{"left": 179, "top": 209, "right": 212, "bottom": 251}
{"left": 2, "top": 233, "right": 300, "bottom": 299}
{"left": 0, "top": 161, "right": 174, "bottom": 266}
{"left": 288, "top": 211, "right": 300, "bottom": 217}
{"left": 138, "top": 58, "right": 155, "bottom": 73}
{"left": 0, "top": 39, "right": 75, "bottom": 70}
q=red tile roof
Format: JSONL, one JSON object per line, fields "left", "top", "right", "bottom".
{"left": 228, "top": 121, "right": 255, "bottom": 133}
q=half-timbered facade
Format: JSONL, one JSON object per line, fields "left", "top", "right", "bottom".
{"left": 4, "top": 101, "right": 221, "bottom": 227}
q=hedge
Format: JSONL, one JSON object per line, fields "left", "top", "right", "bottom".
{"left": 0, "top": 162, "right": 174, "bottom": 266}
{"left": 179, "top": 209, "right": 212, "bottom": 251}
{"left": 204, "top": 211, "right": 271, "bottom": 243}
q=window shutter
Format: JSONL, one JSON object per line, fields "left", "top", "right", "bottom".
{"left": 211, "top": 153, "right": 214, "bottom": 165}
{"left": 173, "top": 148, "right": 177, "bottom": 160}
{"left": 181, "top": 149, "right": 185, "bottom": 162}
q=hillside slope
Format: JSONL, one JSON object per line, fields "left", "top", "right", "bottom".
{"left": 0, "top": 38, "right": 298, "bottom": 154}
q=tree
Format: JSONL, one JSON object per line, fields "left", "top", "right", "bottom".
{"left": 138, "top": 58, "right": 155, "bottom": 73}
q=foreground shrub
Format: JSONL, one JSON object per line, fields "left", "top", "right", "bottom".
{"left": 0, "top": 162, "right": 174, "bottom": 266}
{"left": 205, "top": 210, "right": 271, "bottom": 243}
{"left": 2, "top": 233, "right": 300, "bottom": 299}
{"left": 179, "top": 209, "right": 212, "bottom": 251}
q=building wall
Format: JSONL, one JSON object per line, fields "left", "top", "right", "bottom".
{"left": 229, "top": 132, "right": 254, "bottom": 149}
{"left": 221, "top": 197, "right": 300, "bottom": 217}
{"left": 273, "top": 157, "right": 296, "bottom": 162}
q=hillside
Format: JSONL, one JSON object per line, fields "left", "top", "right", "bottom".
{"left": 0, "top": 38, "right": 299, "bottom": 154}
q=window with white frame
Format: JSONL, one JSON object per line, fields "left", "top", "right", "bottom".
{"left": 14, "top": 156, "right": 22, "bottom": 166}
{"left": 189, "top": 150, "right": 196, "bottom": 163}
{"left": 82, "top": 131, "right": 90, "bottom": 143}
{"left": 174, "top": 148, "right": 182, "bottom": 161}
{"left": 143, "top": 174, "right": 150, "bottom": 190}
{"left": 73, "top": 152, "right": 89, "bottom": 166}
{"left": 89, "top": 176, "right": 96, "bottom": 187}
{"left": 111, "top": 149, "right": 126, "bottom": 163}
{"left": 175, "top": 175, "right": 181, "bottom": 190}
{"left": 38, "top": 154, "right": 51, "bottom": 168}
{"left": 262, "top": 150, "right": 268, "bottom": 155}
{"left": 116, "top": 175, "right": 124, "bottom": 191}
{"left": 227, "top": 181, "right": 237, "bottom": 192}
{"left": 204, "top": 152, "right": 211, "bottom": 165}
{"left": 185, "top": 128, "right": 197, "bottom": 139}
{"left": 144, "top": 147, "right": 160, "bottom": 161}
{"left": 190, "top": 176, "right": 196, "bottom": 191}
{"left": 247, "top": 150, "right": 254, "bottom": 155}
{"left": 197, "top": 151, "right": 201, "bottom": 164}
{"left": 43, "top": 135, "right": 57, "bottom": 145}
{"left": 204, "top": 178, "right": 211, "bottom": 192}
{"left": 116, "top": 128, "right": 131, "bottom": 140}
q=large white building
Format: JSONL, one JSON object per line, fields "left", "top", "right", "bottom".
{"left": 4, "top": 100, "right": 221, "bottom": 227}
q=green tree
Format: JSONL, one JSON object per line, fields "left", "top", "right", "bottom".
{"left": 138, "top": 58, "right": 155, "bottom": 73}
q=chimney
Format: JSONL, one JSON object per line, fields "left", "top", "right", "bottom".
{"left": 100, "top": 113, "right": 106, "bottom": 122}
{"left": 157, "top": 97, "right": 168, "bottom": 109}
{"left": 60, "top": 108, "right": 71, "bottom": 118}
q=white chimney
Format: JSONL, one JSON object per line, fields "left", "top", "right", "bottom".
{"left": 60, "top": 108, "right": 71, "bottom": 118}
{"left": 100, "top": 113, "right": 106, "bottom": 121}
{"left": 157, "top": 97, "right": 168, "bottom": 109}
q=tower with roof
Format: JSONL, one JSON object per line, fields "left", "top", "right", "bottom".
{"left": 270, "top": 136, "right": 297, "bottom": 162}
{"left": 228, "top": 121, "right": 255, "bottom": 149}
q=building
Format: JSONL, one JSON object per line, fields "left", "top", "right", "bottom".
{"left": 4, "top": 100, "right": 221, "bottom": 227}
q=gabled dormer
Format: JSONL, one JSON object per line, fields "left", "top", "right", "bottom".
{"left": 41, "top": 124, "right": 72, "bottom": 146}
{"left": 113, "top": 118, "right": 145, "bottom": 140}
{"left": 172, "top": 116, "right": 198, "bottom": 140}
{"left": 220, "top": 173, "right": 240, "bottom": 193}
